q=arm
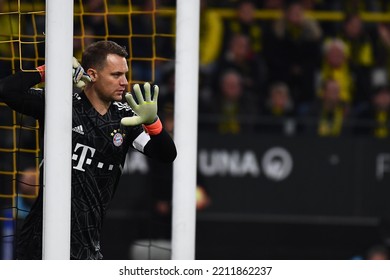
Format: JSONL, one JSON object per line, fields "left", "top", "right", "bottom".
{"left": 0, "top": 57, "right": 89, "bottom": 121}
{"left": 143, "top": 127, "right": 177, "bottom": 163}
{"left": 0, "top": 71, "right": 44, "bottom": 120}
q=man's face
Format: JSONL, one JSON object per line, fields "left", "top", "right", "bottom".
{"left": 90, "top": 53, "right": 129, "bottom": 102}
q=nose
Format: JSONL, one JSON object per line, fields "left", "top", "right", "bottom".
{"left": 120, "top": 75, "right": 128, "bottom": 86}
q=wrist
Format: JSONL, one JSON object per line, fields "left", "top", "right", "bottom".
{"left": 143, "top": 117, "right": 163, "bottom": 135}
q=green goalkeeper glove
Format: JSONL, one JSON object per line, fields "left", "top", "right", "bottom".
{"left": 72, "top": 57, "right": 91, "bottom": 89}
{"left": 121, "top": 83, "right": 159, "bottom": 126}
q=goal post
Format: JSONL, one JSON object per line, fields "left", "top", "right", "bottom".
{"left": 42, "top": 0, "right": 73, "bottom": 260}
{"left": 171, "top": 0, "right": 200, "bottom": 260}
{"left": 43, "top": 0, "right": 197, "bottom": 260}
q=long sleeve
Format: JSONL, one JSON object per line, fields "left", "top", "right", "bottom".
{"left": 0, "top": 71, "right": 44, "bottom": 120}
{"left": 143, "top": 128, "right": 177, "bottom": 163}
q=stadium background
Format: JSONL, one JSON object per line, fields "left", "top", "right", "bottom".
{"left": 2, "top": 0, "right": 390, "bottom": 260}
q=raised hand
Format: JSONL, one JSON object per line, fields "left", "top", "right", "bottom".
{"left": 121, "top": 82, "right": 159, "bottom": 126}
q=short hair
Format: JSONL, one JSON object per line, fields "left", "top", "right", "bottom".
{"left": 82, "top": 40, "right": 128, "bottom": 70}
{"left": 322, "top": 38, "right": 347, "bottom": 55}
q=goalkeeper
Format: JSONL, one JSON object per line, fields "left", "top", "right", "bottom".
{"left": 0, "top": 40, "right": 177, "bottom": 259}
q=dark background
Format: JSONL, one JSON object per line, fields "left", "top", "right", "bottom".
{"left": 101, "top": 132, "right": 390, "bottom": 260}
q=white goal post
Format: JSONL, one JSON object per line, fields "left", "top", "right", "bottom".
{"left": 171, "top": 0, "right": 200, "bottom": 260}
{"left": 42, "top": 0, "right": 73, "bottom": 259}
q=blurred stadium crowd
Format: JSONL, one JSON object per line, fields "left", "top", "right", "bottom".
{"left": 85, "top": 0, "right": 390, "bottom": 138}
{"left": 2, "top": 0, "right": 390, "bottom": 138}
{"left": 195, "top": 0, "right": 390, "bottom": 138}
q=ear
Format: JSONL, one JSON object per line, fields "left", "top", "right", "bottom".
{"left": 87, "top": 68, "right": 97, "bottom": 82}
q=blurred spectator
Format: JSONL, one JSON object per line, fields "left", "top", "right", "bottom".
{"left": 354, "top": 85, "right": 390, "bottom": 138}
{"left": 338, "top": 13, "right": 375, "bottom": 105}
{"left": 319, "top": 38, "right": 354, "bottom": 105}
{"left": 257, "top": 82, "right": 298, "bottom": 136}
{"left": 211, "top": 33, "right": 266, "bottom": 99}
{"left": 377, "top": 23, "right": 390, "bottom": 84}
{"left": 263, "top": 0, "right": 322, "bottom": 111}
{"left": 222, "top": 0, "right": 263, "bottom": 60}
{"left": 199, "top": 0, "right": 224, "bottom": 72}
{"left": 306, "top": 78, "right": 350, "bottom": 137}
{"left": 201, "top": 69, "right": 257, "bottom": 134}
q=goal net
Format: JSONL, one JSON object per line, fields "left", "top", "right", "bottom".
{"left": 0, "top": 0, "right": 43, "bottom": 260}
{"left": 0, "top": 0, "right": 176, "bottom": 259}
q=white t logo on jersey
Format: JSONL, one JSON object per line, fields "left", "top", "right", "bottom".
{"left": 72, "top": 143, "right": 96, "bottom": 171}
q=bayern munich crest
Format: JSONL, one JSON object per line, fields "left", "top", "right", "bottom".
{"left": 111, "top": 129, "right": 125, "bottom": 147}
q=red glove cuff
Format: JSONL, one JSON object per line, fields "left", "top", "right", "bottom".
{"left": 143, "top": 118, "right": 163, "bottom": 135}
{"left": 36, "top": 65, "right": 45, "bottom": 82}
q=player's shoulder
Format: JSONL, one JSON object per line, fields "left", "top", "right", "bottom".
{"left": 112, "top": 101, "right": 133, "bottom": 112}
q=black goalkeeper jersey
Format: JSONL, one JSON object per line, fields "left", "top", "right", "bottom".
{"left": 0, "top": 71, "right": 176, "bottom": 259}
